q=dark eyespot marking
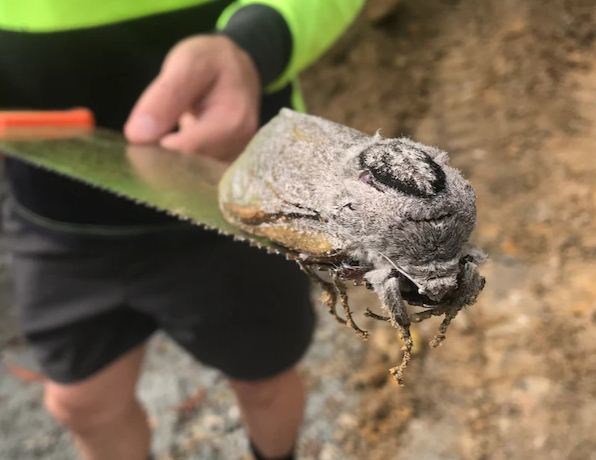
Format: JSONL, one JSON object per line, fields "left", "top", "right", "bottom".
{"left": 359, "top": 141, "right": 446, "bottom": 197}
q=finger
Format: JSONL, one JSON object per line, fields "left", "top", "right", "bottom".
{"left": 125, "top": 50, "right": 216, "bottom": 144}
{"left": 160, "top": 107, "right": 249, "bottom": 160}
{"left": 160, "top": 89, "right": 258, "bottom": 159}
{"left": 178, "top": 112, "right": 197, "bottom": 131}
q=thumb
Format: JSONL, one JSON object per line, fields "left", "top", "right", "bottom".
{"left": 125, "top": 48, "right": 215, "bottom": 143}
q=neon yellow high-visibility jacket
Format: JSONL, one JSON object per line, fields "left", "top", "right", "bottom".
{"left": 0, "top": 0, "right": 364, "bottom": 226}
{"left": 0, "top": 1, "right": 364, "bottom": 91}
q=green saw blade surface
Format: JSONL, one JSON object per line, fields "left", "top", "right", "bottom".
{"left": 0, "top": 127, "right": 270, "bottom": 247}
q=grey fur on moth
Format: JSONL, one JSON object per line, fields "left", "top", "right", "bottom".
{"left": 219, "top": 109, "right": 485, "bottom": 382}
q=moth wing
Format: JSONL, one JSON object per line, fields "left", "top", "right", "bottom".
{"left": 219, "top": 109, "right": 367, "bottom": 255}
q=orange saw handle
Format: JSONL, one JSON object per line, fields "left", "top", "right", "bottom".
{"left": 0, "top": 108, "right": 95, "bottom": 130}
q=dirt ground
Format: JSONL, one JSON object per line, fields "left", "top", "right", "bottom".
{"left": 1, "top": 0, "right": 594, "bottom": 459}
{"left": 301, "top": 0, "right": 596, "bottom": 458}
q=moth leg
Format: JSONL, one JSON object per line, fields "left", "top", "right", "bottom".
{"left": 423, "top": 260, "right": 484, "bottom": 347}
{"left": 410, "top": 305, "right": 458, "bottom": 347}
{"left": 332, "top": 274, "right": 369, "bottom": 340}
{"left": 411, "top": 307, "right": 445, "bottom": 323}
{"left": 364, "top": 308, "right": 390, "bottom": 322}
{"left": 429, "top": 309, "right": 458, "bottom": 348}
{"left": 297, "top": 262, "right": 346, "bottom": 326}
{"left": 380, "top": 277, "right": 414, "bottom": 386}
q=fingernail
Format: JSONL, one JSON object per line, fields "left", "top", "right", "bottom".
{"left": 126, "top": 114, "right": 159, "bottom": 142}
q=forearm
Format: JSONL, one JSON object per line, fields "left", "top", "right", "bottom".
{"left": 219, "top": 0, "right": 365, "bottom": 91}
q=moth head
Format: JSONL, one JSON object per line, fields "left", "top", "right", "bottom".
{"left": 352, "top": 138, "right": 478, "bottom": 301}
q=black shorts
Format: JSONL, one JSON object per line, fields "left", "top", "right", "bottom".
{"left": 3, "top": 200, "right": 315, "bottom": 384}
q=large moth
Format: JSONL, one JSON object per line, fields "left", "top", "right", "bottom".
{"left": 219, "top": 109, "right": 485, "bottom": 385}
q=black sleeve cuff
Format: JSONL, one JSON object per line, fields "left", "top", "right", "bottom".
{"left": 221, "top": 4, "right": 292, "bottom": 87}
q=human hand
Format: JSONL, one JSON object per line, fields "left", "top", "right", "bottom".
{"left": 124, "top": 35, "right": 261, "bottom": 162}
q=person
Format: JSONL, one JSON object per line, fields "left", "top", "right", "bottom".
{"left": 0, "top": 1, "right": 364, "bottom": 459}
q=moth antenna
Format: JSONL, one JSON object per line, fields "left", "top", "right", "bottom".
{"left": 377, "top": 251, "right": 422, "bottom": 289}
{"left": 377, "top": 251, "right": 401, "bottom": 272}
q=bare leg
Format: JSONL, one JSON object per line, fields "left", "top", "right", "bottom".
{"left": 44, "top": 344, "right": 149, "bottom": 460}
{"left": 229, "top": 367, "right": 305, "bottom": 459}
{"left": 332, "top": 275, "right": 368, "bottom": 339}
{"left": 297, "top": 262, "right": 346, "bottom": 325}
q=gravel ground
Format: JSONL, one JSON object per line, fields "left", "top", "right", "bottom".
{"left": 0, "top": 251, "right": 370, "bottom": 460}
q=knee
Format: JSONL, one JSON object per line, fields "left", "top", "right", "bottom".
{"left": 44, "top": 384, "right": 135, "bottom": 433}
{"left": 229, "top": 368, "right": 302, "bottom": 408}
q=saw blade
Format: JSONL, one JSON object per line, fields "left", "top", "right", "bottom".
{"left": 0, "top": 126, "right": 275, "bottom": 251}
